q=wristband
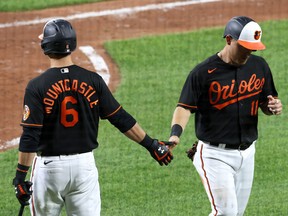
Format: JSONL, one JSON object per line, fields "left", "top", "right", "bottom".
{"left": 139, "top": 134, "right": 154, "bottom": 149}
{"left": 170, "top": 124, "right": 183, "bottom": 137}
{"left": 14, "top": 163, "right": 30, "bottom": 185}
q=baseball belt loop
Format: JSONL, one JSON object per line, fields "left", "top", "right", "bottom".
{"left": 218, "top": 144, "right": 226, "bottom": 149}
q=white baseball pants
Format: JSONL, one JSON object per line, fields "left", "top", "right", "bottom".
{"left": 30, "top": 151, "right": 101, "bottom": 216}
{"left": 193, "top": 140, "right": 256, "bottom": 216}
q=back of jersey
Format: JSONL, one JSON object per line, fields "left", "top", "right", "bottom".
{"left": 21, "top": 65, "right": 120, "bottom": 156}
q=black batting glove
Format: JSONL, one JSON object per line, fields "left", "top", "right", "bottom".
{"left": 13, "top": 180, "right": 33, "bottom": 206}
{"left": 12, "top": 163, "right": 32, "bottom": 205}
{"left": 148, "top": 140, "right": 174, "bottom": 166}
{"left": 186, "top": 140, "right": 198, "bottom": 162}
{"left": 12, "top": 178, "right": 33, "bottom": 206}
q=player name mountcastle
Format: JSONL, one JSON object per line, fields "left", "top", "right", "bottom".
{"left": 44, "top": 79, "right": 99, "bottom": 114}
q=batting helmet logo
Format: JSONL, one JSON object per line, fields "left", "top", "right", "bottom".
{"left": 254, "top": 31, "right": 261, "bottom": 40}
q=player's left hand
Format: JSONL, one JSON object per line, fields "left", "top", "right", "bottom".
{"left": 267, "top": 95, "right": 282, "bottom": 115}
{"left": 148, "top": 140, "right": 174, "bottom": 166}
{"left": 12, "top": 179, "right": 33, "bottom": 206}
{"left": 186, "top": 141, "right": 198, "bottom": 162}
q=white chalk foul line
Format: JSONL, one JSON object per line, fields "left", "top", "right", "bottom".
{"left": 79, "top": 46, "right": 110, "bottom": 85}
{"left": 1, "top": 137, "right": 20, "bottom": 150}
{"left": 0, "top": 0, "right": 220, "bottom": 28}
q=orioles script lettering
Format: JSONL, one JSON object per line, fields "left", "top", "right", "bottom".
{"left": 209, "top": 74, "right": 265, "bottom": 110}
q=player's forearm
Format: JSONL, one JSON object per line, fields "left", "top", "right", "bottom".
{"left": 18, "top": 152, "right": 36, "bottom": 167}
{"left": 169, "top": 106, "right": 191, "bottom": 145}
{"left": 124, "top": 123, "right": 146, "bottom": 143}
{"left": 13, "top": 152, "right": 35, "bottom": 185}
{"left": 171, "top": 106, "right": 191, "bottom": 130}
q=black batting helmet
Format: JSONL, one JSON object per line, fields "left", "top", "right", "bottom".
{"left": 40, "top": 19, "right": 77, "bottom": 55}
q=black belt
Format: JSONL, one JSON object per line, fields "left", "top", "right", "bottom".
{"left": 209, "top": 142, "right": 252, "bottom": 150}
{"left": 38, "top": 152, "right": 84, "bottom": 156}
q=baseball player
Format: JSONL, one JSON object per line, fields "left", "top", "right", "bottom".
{"left": 169, "top": 16, "right": 282, "bottom": 215}
{"left": 12, "top": 19, "right": 173, "bottom": 216}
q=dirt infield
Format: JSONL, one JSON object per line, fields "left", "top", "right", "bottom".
{"left": 0, "top": 0, "right": 287, "bottom": 151}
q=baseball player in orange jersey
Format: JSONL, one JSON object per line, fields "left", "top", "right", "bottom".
{"left": 169, "top": 16, "right": 282, "bottom": 215}
{"left": 12, "top": 19, "right": 173, "bottom": 216}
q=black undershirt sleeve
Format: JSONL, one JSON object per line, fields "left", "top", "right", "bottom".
{"left": 107, "top": 108, "right": 137, "bottom": 133}
{"left": 19, "top": 127, "right": 42, "bottom": 152}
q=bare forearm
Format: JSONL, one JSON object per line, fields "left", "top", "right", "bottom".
{"left": 13, "top": 152, "right": 36, "bottom": 186}
{"left": 169, "top": 106, "right": 191, "bottom": 145}
{"left": 18, "top": 152, "right": 36, "bottom": 167}
{"left": 171, "top": 106, "right": 191, "bottom": 129}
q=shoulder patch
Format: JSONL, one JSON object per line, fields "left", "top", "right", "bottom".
{"left": 23, "top": 105, "right": 30, "bottom": 121}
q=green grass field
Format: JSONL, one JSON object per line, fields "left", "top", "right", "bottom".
{"left": 0, "top": 2, "right": 287, "bottom": 215}
{"left": 0, "top": 0, "right": 110, "bottom": 12}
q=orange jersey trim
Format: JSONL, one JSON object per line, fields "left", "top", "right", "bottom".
{"left": 20, "top": 123, "right": 43, "bottom": 127}
{"left": 103, "top": 106, "right": 122, "bottom": 118}
{"left": 177, "top": 103, "right": 197, "bottom": 109}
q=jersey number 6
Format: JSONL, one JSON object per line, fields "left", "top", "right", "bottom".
{"left": 61, "top": 96, "right": 78, "bottom": 127}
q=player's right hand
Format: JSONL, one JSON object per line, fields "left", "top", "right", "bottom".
{"left": 168, "top": 136, "right": 179, "bottom": 150}
{"left": 12, "top": 179, "right": 33, "bottom": 206}
{"left": 148, "top": 140, "right": 174, "bottom": 166}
